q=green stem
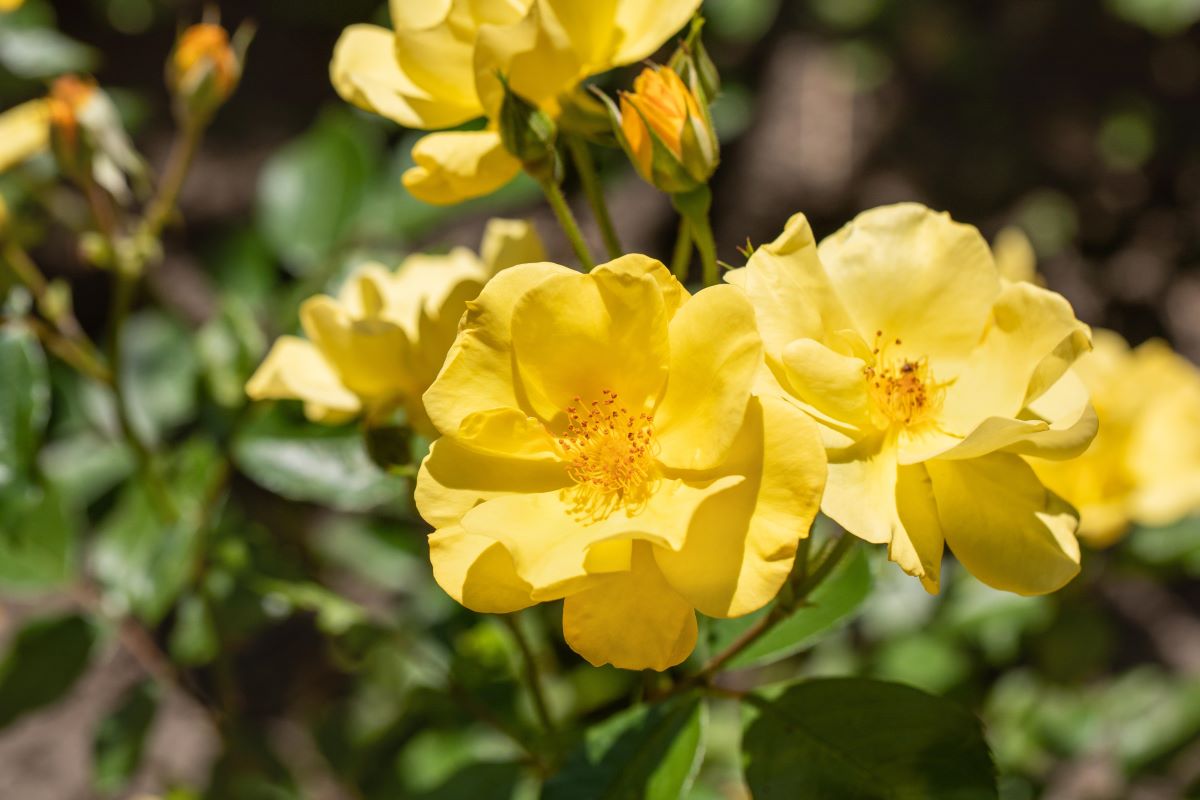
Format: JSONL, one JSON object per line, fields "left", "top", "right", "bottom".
{"left": 669, "top": 217, "right": 692, "bottom": 282}
{"left": 142, "top": 121, "right": 202, "bottom": 241}
{"left": 501, "top": 613, "right": 556, "bottom": 737}
{"left": 566, "top": 137, "right": 621, "bottom": 259}
{"left": 671, "top": 186, "right": 717, "bottom": 286}
{"left": 663, "top": 532, "right": 855, "bottom": 697}
{"left": 539, "top": 177, "right": 594, "bottom": 270}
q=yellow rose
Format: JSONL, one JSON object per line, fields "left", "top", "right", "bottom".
{"left": 729, "top": 203, "right": 1095, "bottom": 596}
{"left": 0, "top": 0, "right": 23, "bottom": 12}
{"left": 246, "top": 218, "right": 544, "bottom": 434}
{"left": 0, "top": 99, "right": 52, "bottom": 174}
{"left": 416, "top": 255, "right": 826, "bottom": 670}
{"left": 1030, "top": 330, "right": 1200, "bottom": 546}
{"left": 330, "top": 0, "right": 700, "bottom": 204}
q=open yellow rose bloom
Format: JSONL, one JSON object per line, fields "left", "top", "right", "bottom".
{"left": 330, "top": 0, "right": 701, "bottom": 204}
{"left": 247, "top": 218, "right": 543, "bottom": 434}
{"left": 729, "top": 203, "right": 1096, "bottom": 596}
{"left": 415, "top": 255, "right": 826, "bottom": 670}
{"left": 1030, "top": 328, "right": 1200, "bottom": 546}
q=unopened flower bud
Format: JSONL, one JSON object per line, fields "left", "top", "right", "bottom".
{"left": 669, "top": 17, "right": 720, "bottom": 102}
{"left": 168, "top": 22, "right": 251, "bottom": 124}
{"left": 615, "top": 65, "right": 718, "bottom": 194}
{"left": 497, "top": 75, "right": 561, "bottom": 185}
{"left": 47, "top": 75, "right": 98, "bottom": 177}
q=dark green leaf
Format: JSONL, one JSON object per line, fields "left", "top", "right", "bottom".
{"left": 120, "top": 312, "right": 200, "bottom": 445}
{"left": 93, "top": 439, "right": 224, "bottom": 624}
{"left": 233, "top": 408, "right": 409, "bottom": 514}
{"left": 0, "top": 613, "right": 96, "bottom": 729}
{"left": 707, "top": 543, "right": 871, "bottom": 669}
{"left": 93, "top": 680, "right": 158, "bottom": 794}
{"left": 417, "top": 761, "right": 523, "bottom": 800}
{"left": 254, "top": 579, "right": 367, "bottom": 635}
{"left": 0, "top": 323, "right": 50, "bottom": 488}
{"left": 0, "top": 481, "right": 77, "bottom": 590}
{"left": 742, "top": 678, "right": 997, "bottom": 800}
{"left": 542, "top": 694, "right": 705, "bottom": 800}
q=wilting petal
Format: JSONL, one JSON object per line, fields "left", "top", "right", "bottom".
{"left": 402, "top": 130, "right": 521, "bottom": 205}
{"left": 330, "top": 25, "right": 479, "bottom": 129}
{"left": 428, "top": 525, "right": 534, "bottom": 613}
{"left": 562, "top": 542, "right": 697, "bottom": 671}
{"left": 655, "top": 285, "right": 761, "bottom": 471}
{"left": 927, "top": 453, "right": 1081, "bottom": 596}
{"left": 245, "top": 336, "right": 360, "bottom": 416}
{"left": 423, "top": 261, "right": 575, "bottom": 435}
{"left": 817, "top": 203, "right": 1000, "bottom": 369}
{"left": 511, "top": 261, "right": 669, "bottom": 422}
{"left": 655, "top": 396, "right": 826, "bottom": 618}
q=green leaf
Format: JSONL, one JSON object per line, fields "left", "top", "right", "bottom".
{"left": 233, "top": 408, "right": 409, "bottom": 514}
{"left": 120, "top": 312, "right": 200, "bottom": 445}
{"left": 417, "top": 762, "right": 523, "bottom": 800}
{"left": 0, "top": 613, "right": 96, "bottom": 729}
{"left": 256, "top": 109, "right": 377, "bottom": 274}
{"left": 38, "top": 432, "right": 136, "bottom": 509}
{"left": 93, "top": 439, "right": 225, "bottom": 624}
{"left": 0, "top": 481, "right": 77, "bottom": 590}
{"left": 741, "top": 678, "right": 998, "bottom": 800}
{"left": 543, "top": 694, "right": 705, "bottom": 800}
{"left": 169, "top": 591, "right": 220, "bottom": 666}
{"left": 93, "top": 680, "right": 158, "bottom": 794}
{"left": 0, "top": 323, "right": 50, "bottom": 489}
{"left": 706, "top": 543, "right": 871, "bottom": 669}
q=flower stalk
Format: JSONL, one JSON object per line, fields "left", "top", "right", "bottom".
{"left": 567, "top": 136, "right": 622, "bottom": 259}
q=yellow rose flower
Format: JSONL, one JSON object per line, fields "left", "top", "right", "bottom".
{"left": 0, "top": 99, "right": 52, "bottom": 174}
{"left": 728, "top": 203, "right": 1096, "bottom": 596}
{"left": 416, "top": 255, "right": 826, "bottom": 670}
{"left": 330, "top": 0, "right": 700, "bottom": 204}
{"left": 246, "top": 218, "right": 544, "bottom": 433}
{"left": 0, "top": 0, "right": 23, "bottom": 12}
{"left": 1030, "top": 330, "right": 1200, "bottom": 546}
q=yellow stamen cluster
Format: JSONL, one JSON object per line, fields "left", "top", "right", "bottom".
{"left": 864, "top": 332, "right": 946, "bottom": 429}
{"left": 558, "top": 389, "right": 657, "bottom": 519}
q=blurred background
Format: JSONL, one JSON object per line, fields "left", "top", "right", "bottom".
{"left": 1, "top": 1, "right": 1199, "bottom": 798}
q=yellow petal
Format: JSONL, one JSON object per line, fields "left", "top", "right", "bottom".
{"left": 0, "top": 99, "right": 51, "bottom": 173}
{"left": 388, "top": 0, "right": 452, "bottom": 30}
{"left": 821, "top": 432, "right": 899, "bottom": 545}
{"left": 927, "top": 453, "right": 1081, "bottom": 596}
{"left": 611, "top": 0, "right": 701, "bottom": 63}
{"left": 480, "top": 217, "right": 546, "bottom": 272}
{"left": 890, "top": 465, "right": 944, "bottom": 593}
{"left": 300, "top": 295, "right": 416, "bottom": 403}
{"left": 416, "top": 435, "right": 569, "bottom": 528}
{"left": 817, "top": 203, "right": 1001, "bottom": 368}
{"left": 654, "top": 284, "right": 761, "bottom": 471}
{"left": 402, "top": 130, "right": 521, "bottom": 205}
{"left": 245, "top": 336, "right": 361, "bottom": 417}
{"left": 993, "top": 226, "right": 1039, "bottom": 285}
{"left": 655, "top": 396, "right": 826, "bottom": 618}
{"left": 940, "top": 280, "right": 1091, "bottom": 438}
{"left": 562, "top": 542, "right": 697, "bottom": 671}
{"left": 330, "top": 24, "right": 480, "bottom": 129}
{"left": 391, "top": 16, "right": 481, "bottom": 117}
{"left": 474, "top": 1, "right": 583, "bottom": 118}
{"left": 423, "top": 261, "right": 576, "bottom": 436}
{"left": 779, "top": 338, "right": 872, "bottom": 433}
{"left": 1006, "top": 370, "right": 1098, "bottom": 460}
{"left": 428, "top": 525, "right": 534, "bottom": 613}
{"left": 511, "top": 261, "right": 670, "bottom": 422}
{"left": 727, "top": 212, "right": 854, "bottom": 356}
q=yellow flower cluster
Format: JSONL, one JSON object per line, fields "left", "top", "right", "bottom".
{"left": 330, "top": 0, "right": 702, "bottom": 204}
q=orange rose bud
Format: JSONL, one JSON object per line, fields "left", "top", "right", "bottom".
{"left": 617, "top": 65, "right": 717, "bottom": 193}
{"left": 47, "top": 75, "right": 98, "bottom": 173}
{"left": 168, "top": 21, "right": 250, "bottom": 123}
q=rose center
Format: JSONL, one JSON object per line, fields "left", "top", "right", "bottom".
{"left": 557, "top": 389, "right": 657, "bottom": 519}
{"left": 863, "top": 332, "right": 946, "bottom": 429}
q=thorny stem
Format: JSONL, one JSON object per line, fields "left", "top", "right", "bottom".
{"left": 662, "top": 532, "right": 856, "bottom": 699}
{"left": 669, "top": 217, "right": 692, "bottom": 282}
{"left": 567, "top": 136, "right": 622, "bottom": 259}
{"left": 502, "top": 612, "right": 557, "bottom": 739}
{"left": 539, "top": 177, "right": 595, "bottom": 270}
